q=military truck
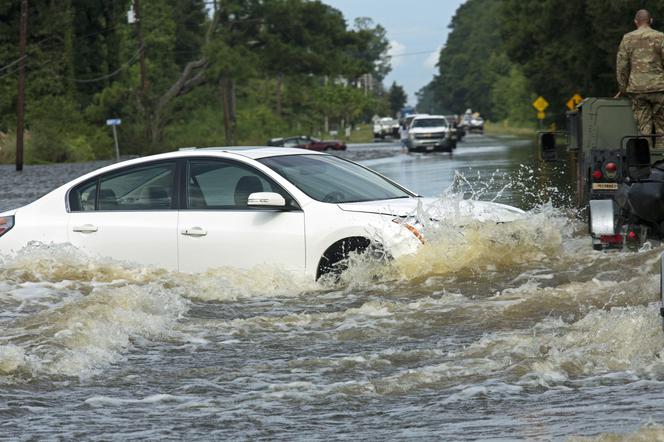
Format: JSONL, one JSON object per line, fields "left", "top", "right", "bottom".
{"left": 538, "top": 97, "right": 662, "bottom": 251}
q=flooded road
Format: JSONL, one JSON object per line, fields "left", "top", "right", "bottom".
{"left": 1, "top": 135, "right": 663, "bottom": 440}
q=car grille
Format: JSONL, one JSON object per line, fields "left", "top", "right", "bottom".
{"left": 415, "top": 133, "right": 446, "bottom": 140}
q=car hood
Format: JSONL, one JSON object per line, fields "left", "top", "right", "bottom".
{"left": 338, "top": 197, "right": 525, "bottom": 223}
{"left": 409, "top": 126, "right": 448, "bottom": 133}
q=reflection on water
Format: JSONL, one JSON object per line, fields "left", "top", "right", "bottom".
{"left": 0, "top": 136, "right": 662, "bottom": 440}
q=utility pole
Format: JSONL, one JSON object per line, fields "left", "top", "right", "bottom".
{"left": 16, "top": 0, "right": 28, "bottom": 172}
{"left": 133, "top": 0, "right": 148, "bottom": 96}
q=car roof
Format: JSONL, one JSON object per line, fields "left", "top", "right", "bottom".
{"left": 114, "top": 146, "right": 324, "bottom": 170}
{"left": 54, "top": 147, "right": 326, "bottom": 193}
{"left": 182, "top": 146, "right": 321, "bottom": 159}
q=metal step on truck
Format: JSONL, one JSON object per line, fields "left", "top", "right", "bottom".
{"left": 537, "top": 97, "right": 664, "bottom": 325}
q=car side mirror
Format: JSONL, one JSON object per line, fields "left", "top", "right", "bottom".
{"left": 538, "top": 132, "right": 557, "bottom": 162}
{"left": 625, "top": 137, "right": 651, "bottom": 180}
{"left": 247, "top": 192, "right": 287, "bottom": 208}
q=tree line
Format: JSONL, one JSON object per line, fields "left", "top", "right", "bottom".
{"left": 417, "top": 0, "right": 664, "bottom": 127}
{"left": 0, "top": 0, "right": 404, "bottom": 163}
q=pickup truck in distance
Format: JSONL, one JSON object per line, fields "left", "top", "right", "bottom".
{"left": 372, "top": 117, "right": 399, "bottom": 139}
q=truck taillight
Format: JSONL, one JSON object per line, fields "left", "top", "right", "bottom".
{"left": 605, "top": 162, "right": 618, "bottom": 178}
{"left": 0, "top": 216, "right": 14, "bottom": 237}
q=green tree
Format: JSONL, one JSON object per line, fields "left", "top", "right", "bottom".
{"left": 490, "top": 65, "right": 534, "bottom": 125}
{"left": 433, "top": 0, "right": 508, "bottom": 118}
{"left": 500, "top": 0, "right": 664, "bottom": 119}
{"left": 353, "top": 17, "right": 391, "bottom": 82}
{"left": 388, "top": 82, "right": 407, "bottom": 116}
{"left": 0, "top": 0, "right": 394, "bottom": 162}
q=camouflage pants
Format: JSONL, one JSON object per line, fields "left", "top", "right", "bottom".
{"left": 631, "top": 92, "right": 664, "bottom": 149}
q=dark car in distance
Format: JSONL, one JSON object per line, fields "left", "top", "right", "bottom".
{"left": 267, "top": 136, "right": 347, "bottom": 151}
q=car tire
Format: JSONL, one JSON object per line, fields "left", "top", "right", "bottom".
{"left": 316, "top": 237, "right": 376, "bottom": 280}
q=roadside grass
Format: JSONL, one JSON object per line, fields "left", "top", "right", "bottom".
{"left": 484, "top": 121, "right": 537, "bottom": 138}
{"left": 0, "top": 132, "right": 17, "bottom": 164}
{"left": 345, "top": 124, "right": 374, "bottom": 143}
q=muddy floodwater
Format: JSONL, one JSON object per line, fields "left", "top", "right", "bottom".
{"left": 1, "top": 135, "right": 664, "bottom": 440}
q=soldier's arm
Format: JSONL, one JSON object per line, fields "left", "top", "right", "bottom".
{"left": 616, "top": 37, "right": 630, "bottom": 93}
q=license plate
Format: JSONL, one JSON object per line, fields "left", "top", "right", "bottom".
{"left": 426, "top": 145, "right": 434, "bottom": 151}
{"left": 592, "top": 182, "right": 618, "bottom": 190}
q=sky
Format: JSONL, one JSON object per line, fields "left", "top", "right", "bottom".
{"left": 322, "top": 0, "right": 466, "bottom": 106}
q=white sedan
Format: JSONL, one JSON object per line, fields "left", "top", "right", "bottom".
{"left": 0, "top": 148, "right": 524, "bottom": 280}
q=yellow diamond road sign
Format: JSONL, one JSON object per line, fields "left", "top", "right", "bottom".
{"left": 566, "top": 93, "right": 583, "bottom": 110}
{"left": 533, "top": 96, "right": 549, "bottom": 112}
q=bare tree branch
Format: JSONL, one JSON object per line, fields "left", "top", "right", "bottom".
{"left": 156, "top": 58, "right": 207, "bottom": 112}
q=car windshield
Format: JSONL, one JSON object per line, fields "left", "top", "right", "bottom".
{"left": 258, "top": 155, "right": 413, "bottom": 203}
{"left": 411, "top": 118, "right": 447, "bottom": 128}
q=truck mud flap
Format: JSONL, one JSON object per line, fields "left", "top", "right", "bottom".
{"left": 589, "top": 200, "right": 616, "bottom": 236}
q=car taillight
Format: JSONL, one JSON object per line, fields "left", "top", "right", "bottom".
{"left": 0, "top": 215, "right": 14, "bottom": 237}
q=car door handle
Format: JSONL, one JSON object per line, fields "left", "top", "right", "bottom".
{"left": 72, "top": 224, "right": 98, "bottom": 233}
{"left": 182, "top": 227, "right": 207, "bottom": 237}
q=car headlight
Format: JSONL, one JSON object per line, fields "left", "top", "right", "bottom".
{"left": 0, "top": 215, "right": 14, "bottom": 238}
{"left": 392, "top": 217, "right": 425, "bottom": 244}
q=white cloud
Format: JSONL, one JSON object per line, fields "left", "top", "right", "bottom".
{"left": 388, "top": 40, "right": 407, "bottom": 68}
{"left": 424, "top": 46, "right": 442, "bottom": 70}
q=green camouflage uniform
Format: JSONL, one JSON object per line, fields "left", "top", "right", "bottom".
{"left": 616, "top": 26, "right": 664, "bottom": 148}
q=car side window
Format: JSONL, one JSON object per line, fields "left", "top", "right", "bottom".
{"left": 187, "top": 159, "right": 298, "bottom": 210}
{"left": 98, "top": 162, "right": 176, "bottom": 211}
{"left": 69, "top": 162, "right": 176, "bottom": 212}
{"left": 69, "top": 179, "right": 97, "bottom": 212}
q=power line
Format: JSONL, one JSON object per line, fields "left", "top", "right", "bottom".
{"left": 0, "top": 55, "right": 27, "bottom": 74}
{"left": 390, "top": 50, "right": 439, "bottom": 58}
{"left": 71, "top": 46, "right": 143, "bottom": 83}
{"left": 0, "top": 63, "right": 22, "bottom": 81}
{"left": 0, "top": 47, "right": 143, "bottom": 85}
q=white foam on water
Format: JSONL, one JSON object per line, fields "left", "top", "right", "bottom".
{"left": 0, "top": 344, "right": 33, "bottom": 378}
{"left": 464, "top": 304, "right": 664, "bottom": 387}
{"left": 442, "top": 381, "right": 523, "bottom": 404}
{"left": 0, "top": 281, "right": 189, "bottom": 381}
{"left": 84, "top": 393, "right": 184, "bottom": 408}
{"left": 174, "top": 265, "right": 319, "bottom": 302}
{"left": 0, "top": 243, "right": 329, "bottom": 380}
{"left": 487, "top": 272, "right": 658, "bottom": 322}
{"left": 1, "top": 242, "right": 319, "bottom": 301}
{"left": 568, "top": 424, "right": 664, "bottom": 441}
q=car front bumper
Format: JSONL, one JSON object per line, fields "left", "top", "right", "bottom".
{"left": 408, "top": 137, "right": 453, "bottom": 152}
